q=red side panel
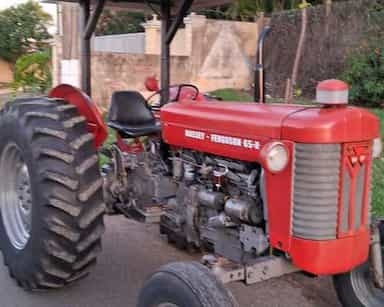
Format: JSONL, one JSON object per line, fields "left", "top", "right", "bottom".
{"left": 264, "top": 141, "right": 294, "bottom": 252}
{"left": 290, "top": 231, "right": 370, "bottom": 275}
{"left": 116, "top": 135, "right": 145, "bottom": 153}
{"left": 49, "top": 84, "right": 108, "bottom": 148}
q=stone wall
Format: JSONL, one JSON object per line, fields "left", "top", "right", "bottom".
{"left": 265, "top": 0, "right": 384, "bottom": 98}
{"left": 91, "top": 53, "right": 190, "bottom": 108}
{"left": 56, "top": 0, "right": 384, "bottom": 104}
{"left": 188, "top": 15, "right": 260, "bottom": 91}
{"left": 142, "top": 13, "right": 261, "bottom": 91}
{"left": 55, "top": 8, "right": 262, "bottom": 106}
{"left": 144, "top": 15, "right": 190, "bottom": 56}
{"left": 0, "top": 59, "right": 13, "bottom": 84}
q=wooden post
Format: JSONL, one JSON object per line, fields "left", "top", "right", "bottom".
{"left": 285, "top": 1, "right": 308, "bottom": 104}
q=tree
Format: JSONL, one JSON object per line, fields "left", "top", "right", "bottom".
{"left": 285, "top": 0, "right": 310, "bottom": 103}
{"left": 0, "top": 1, "right": 52, "bottom": 63}
{"left": 12, "top": 51, "right": 52, "bottom": 94}
{"left": 200, "top": 0, "right": 338, "bottom": 20}
{"left": 96, "top": 9, "right": 145, "bottom": 36}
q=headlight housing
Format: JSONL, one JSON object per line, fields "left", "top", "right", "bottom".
{"left": 373, "top": 137, "right": 382, "bottom": 159}
{"left": 262, "top": 142, "right": 289, "bottom": 173}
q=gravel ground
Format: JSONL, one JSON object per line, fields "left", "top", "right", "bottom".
{"left": 0, "top": 216, "right": 341, "bottom": 307}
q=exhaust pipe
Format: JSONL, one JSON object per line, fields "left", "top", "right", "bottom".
{"left": 254, "top": 26, "right": 271, "bottom": 103}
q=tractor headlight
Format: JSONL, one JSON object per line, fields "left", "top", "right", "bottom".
{"left": 263, "top": 142, "right": 289, "bottom": 173}
{"left": 373, "top": 137, "right": 382, "bottom": 159}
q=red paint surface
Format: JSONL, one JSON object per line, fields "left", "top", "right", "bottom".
{"left": 49, "top": 84, "right": 108, "bottom": 148}
{"left": 169, "top": 87, "right": 206, "bottom": 102}
{"left": 263, "top": 141, "right": 294, "bottom": 252}
{"left": 161, "top": 101, "right": 307, "bottom": 144}
{"left": 161, "top": 100, "right": 380, "bottom": 274}
{"left": 282, "top": 106, "right": 379, "bottom": 143}
{"left": 162, "top": 101, "right": 379, "bottom": 148}
{"left": 145, "top": 76, "right": 160, "bottom": 92}
{"left": 116, "top": 135, "right": 145, "bottom": 153}
{"left": 290, "top": 230, "right": 370, "bottom": 275}
{"left": 317, "top": 79, "right": 349, "bottom": 91}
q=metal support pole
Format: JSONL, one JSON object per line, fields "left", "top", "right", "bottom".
{"left": 160, "top": 0, "right": 171, "bottom": 105}
{"left": 84, "top": 0, "right": 106, "bottom": 40}
{"left": 80, "top": 0, "right": 91, "bottom": 96}
{"left": 166, "top": 0, "right": 193, "bottom": 44}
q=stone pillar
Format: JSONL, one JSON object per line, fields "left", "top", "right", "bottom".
{"left": 183, "top": 14, "right": 193, "bottom": 56}
{"left": 144, "top": 15, "right": 161, "bottom": 55}
{"left": 187, "top": 13, "right": 207, "bottom": 81}
{"left": 52, "top": 35, "right": 62, "bottom": 86}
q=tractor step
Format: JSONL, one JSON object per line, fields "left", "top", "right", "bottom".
{"left": 115, "top": 202, "right": 165, "bottom": 224}
{"left": 202, "top": 255, "right": 300, "bottom": 285}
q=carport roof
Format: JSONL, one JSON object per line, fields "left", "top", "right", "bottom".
{"left": 45, "top": 0, "right": 233, "bottom": 11}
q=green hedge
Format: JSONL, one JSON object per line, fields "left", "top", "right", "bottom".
{"left": 341, "top": 41, "right": 384, "bottom": 107}
{"left": 12, "top": 51, "right": 52, "bottom": 94}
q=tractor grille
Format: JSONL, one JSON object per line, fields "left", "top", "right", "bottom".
{"left": 292, "top": 144, "right": 341, "bottom": 240}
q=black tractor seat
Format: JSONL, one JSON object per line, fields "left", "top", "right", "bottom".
{"left": 107, "top": 91, "right": 161, "bottom": 138}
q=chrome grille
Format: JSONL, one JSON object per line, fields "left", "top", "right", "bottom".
{"left": 292, "top": 144, "right": 341, "bottom": 240}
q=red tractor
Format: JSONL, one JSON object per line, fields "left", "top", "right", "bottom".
{"left": 0, "top": 1, "right": 382, "bottom": 307}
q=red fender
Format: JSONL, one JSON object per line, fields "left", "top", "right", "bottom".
{"left": 49, "top": 84, "right": 108, "bottom": 149}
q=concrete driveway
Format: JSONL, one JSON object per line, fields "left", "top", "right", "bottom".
{"left": 0, "top": 216, "right": 341, "bottom": 307}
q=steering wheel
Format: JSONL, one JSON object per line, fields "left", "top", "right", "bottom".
{"left": 146, "top": 84, "right": 200, "bottom": 106}
{"left": 172, "top": 84, "right": 200, "bottom": 102}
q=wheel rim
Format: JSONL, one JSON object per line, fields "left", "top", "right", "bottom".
{"left": 0, "top": 143, "right": 33, "bottom": 250}
{"left": 350, "top": 262, "right": 384, "bottom": 307}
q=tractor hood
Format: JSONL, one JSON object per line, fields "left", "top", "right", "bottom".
{"left": 161, "top": 101, "right": 303, "bottom": 140}
{"left": 281, "top": 105, "right": 380, "bottom": 143}
{"left": 161, "top": 101, "right": 380, "bottom": 160}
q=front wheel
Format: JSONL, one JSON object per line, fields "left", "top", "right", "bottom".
{"left": 137, "top": 261, "right": 238, "bottom": 307}
{"left": 333, "top": 223, "right": 384, "bottom": 307}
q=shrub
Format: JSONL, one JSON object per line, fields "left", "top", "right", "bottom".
{"left": 341, "top": 42, "right": 384, "bottom": 107}
{"left": 12, "top": 51, "right": 52, "bottom": 94}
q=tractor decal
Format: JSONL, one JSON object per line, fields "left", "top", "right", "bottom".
{"left": 185, "top": 129, "right": 261, "bottom": 150}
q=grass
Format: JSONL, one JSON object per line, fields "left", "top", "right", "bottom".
{"left": 211, "top": 88, "right": 384, "bottom": 217}
{"left": 210, "top": 88, "right": 253, "bottom": 102}
{"left": 370, "top": 109, "right": 384, "bottom": 217}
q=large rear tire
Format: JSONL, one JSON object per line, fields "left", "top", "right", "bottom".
{"left": 333, "top": 222, "right": 384, "bottom": 307}
{"left": 137, "top": 261, "right": 238, "bottom": 307}
{"left": 0, "top": 97, "right": 105, "bottom": 290}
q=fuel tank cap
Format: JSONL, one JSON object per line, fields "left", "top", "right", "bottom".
{"left": 316, "top": 79, "right": 349, "bottom": 105}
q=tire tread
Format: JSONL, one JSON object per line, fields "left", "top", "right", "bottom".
{"left": 0, "top": 98, "right": 105, "bottom": 290}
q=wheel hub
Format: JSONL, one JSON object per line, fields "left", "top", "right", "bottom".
{"left": 0, "top": 143, "right": 33, "bottom": 250}
{"left": 350, "top": 266, "right": 384, "bottom": 307}
{"left": 350, "top": 229, "right": 384, "bottom": 307}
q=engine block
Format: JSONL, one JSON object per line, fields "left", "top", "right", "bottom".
{"left": 160, "top": 150, "right": 269, "bottom": 264}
